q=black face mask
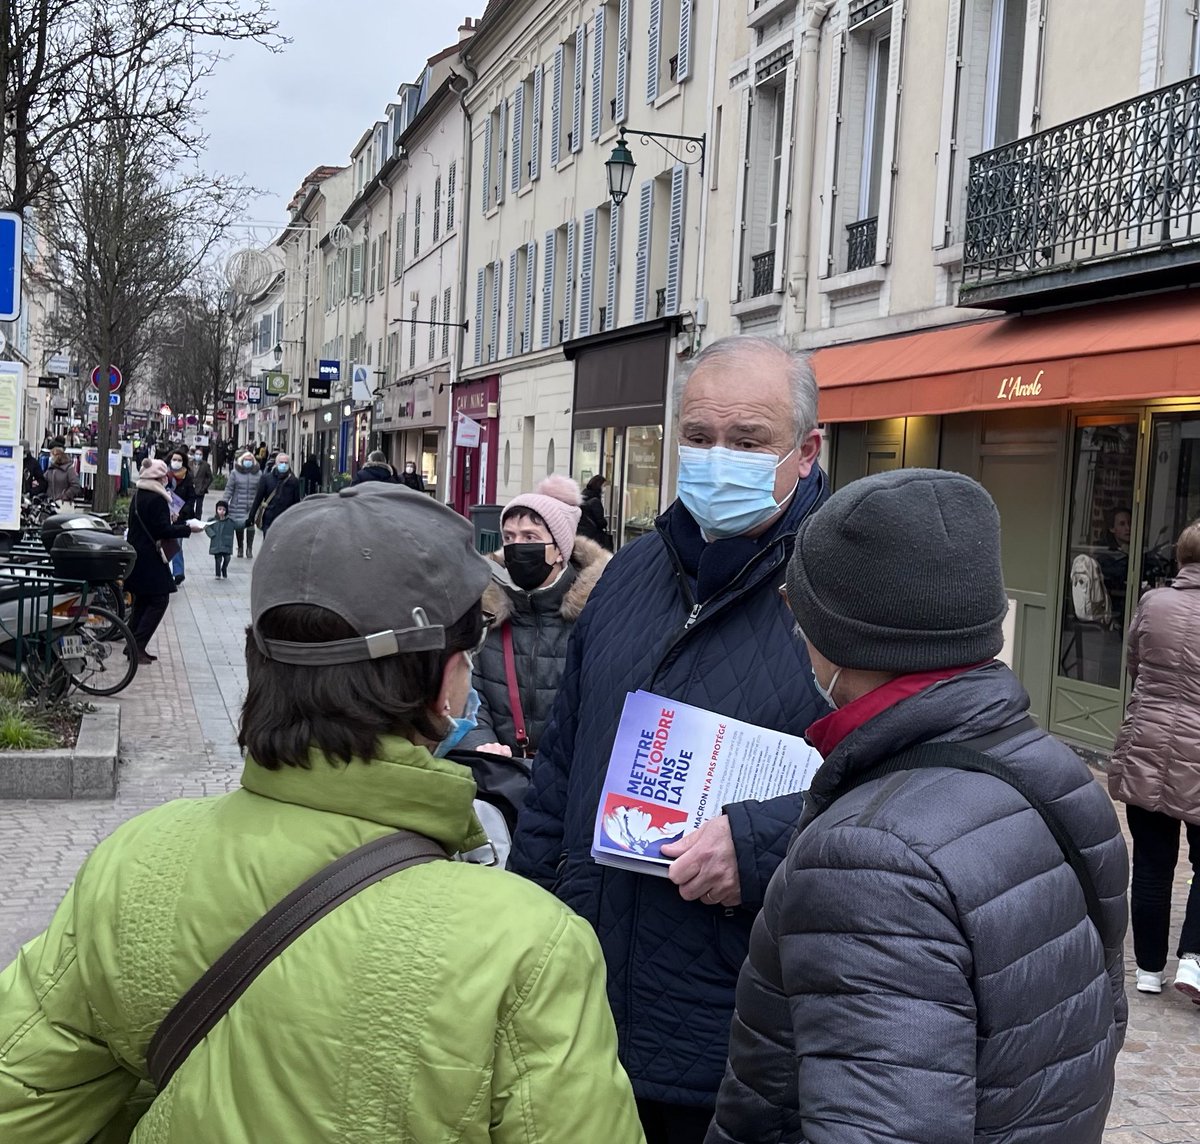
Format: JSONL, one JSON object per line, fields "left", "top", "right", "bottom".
{"left": 504, "top": 542, "right": 554, "bottom": 592}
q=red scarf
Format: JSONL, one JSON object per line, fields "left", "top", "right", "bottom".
{"left": 807, "top": 663, "right": 989, "bottom": 758}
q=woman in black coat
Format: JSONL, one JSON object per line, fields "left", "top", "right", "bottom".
{"left": 126, "top": 459, "right": 203, "bottom": 663}
{"left": 577, "top": 474, "right": 612, "bottom": 550}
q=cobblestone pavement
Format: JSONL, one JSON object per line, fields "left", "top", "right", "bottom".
{"left": 1, "top": 553, "right": 1198, "bottom": 1138}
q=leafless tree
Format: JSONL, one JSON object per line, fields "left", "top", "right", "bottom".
{"left": 0, "top": 0, "right": 281, "bottom": 213}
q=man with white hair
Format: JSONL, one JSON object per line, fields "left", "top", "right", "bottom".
{"left": 247, "top": 451, "right": 303, "bottom": 535}
{"left": 511, "top": 335, "right": 830, "bottom": 1143}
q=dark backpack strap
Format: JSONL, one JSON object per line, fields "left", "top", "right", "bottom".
{"left": 837, "top": 737, "right": 1104, "bottom": 936}
{"left": 501, "top": 622, "right": 531, "bottom": 757}
{"left": 146, "top": 829, "right": 447, "bottom": 1091}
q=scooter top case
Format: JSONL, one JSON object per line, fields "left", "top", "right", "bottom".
{"left": 49, "top": 530, "right": 136, "bottom": 583}
{"left": 41, "top": 510, "right": 113, "bottom": 551}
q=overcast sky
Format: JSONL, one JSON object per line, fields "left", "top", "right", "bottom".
{"left": 199, "top": 1, "right": 486, "bottom": 246}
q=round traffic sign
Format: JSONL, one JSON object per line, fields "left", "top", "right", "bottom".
{"left": 90, "top": 365, "right": 122, "bottom": 392}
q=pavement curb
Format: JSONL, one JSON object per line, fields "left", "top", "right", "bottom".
{"left": 0, "top": 704, "right": 120, "bottom": 799}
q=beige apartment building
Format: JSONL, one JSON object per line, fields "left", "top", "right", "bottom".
{"left": 705, "top": 0, "right": 1200, "bottom": 751}
{"left": 458, "top": 0, "right": 711, "bottom": 537}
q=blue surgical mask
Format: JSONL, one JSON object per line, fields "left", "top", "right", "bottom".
{"left": 433, "top": 686, "right": 480, "bottom": 757}
{"left": 677, "top": 445, "right": 796, "bottom": 539}
{"left": 812, "top": 666, "right": 842, "bottom": 711}
{"left": 276, "top": 463, "right": 289, "bottom": 474}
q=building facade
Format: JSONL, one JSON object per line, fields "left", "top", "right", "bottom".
{"left": 703, "top": 0, "right": 1200, "bottom": 751}
{"left": 460, "top": 0, "right": 711, "bottom": 539}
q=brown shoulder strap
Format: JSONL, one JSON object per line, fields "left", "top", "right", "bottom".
{"left": 501, "top": 621, "right": 531, "bottom": 756}
{"left": 146, "top": 829, "right": 447, "bottom": 1091}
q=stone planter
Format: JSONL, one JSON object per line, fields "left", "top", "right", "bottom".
{"left": 0, "top": 704, "right": 120, "bottom": 799}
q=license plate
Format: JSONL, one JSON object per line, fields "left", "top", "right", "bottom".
{"left": 57, "top": 635, "right": 86, "bottom": 659}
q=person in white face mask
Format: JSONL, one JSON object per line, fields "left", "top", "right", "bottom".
{"left": 509, "top": 335, "right": 829, "bottom": 1142}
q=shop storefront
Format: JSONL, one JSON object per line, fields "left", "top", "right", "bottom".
{"left": 815, "top": 289, "right": 1200, "bottom": 752}
{"left": 376, "top": 371, "right": 449, "bottom": 498}
{"left": 298, "top": 401, "right": 356, "bottom": 488}
{"left": 563, "top": 318, "right": 681, "bottom": 549}
{"left": 450, "top": 376, "right": 499, "bottom": 515}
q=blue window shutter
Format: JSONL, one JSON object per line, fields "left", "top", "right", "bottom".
{"left": 616, "top": 0, "right": 630, "bottom": 123}
{"left": 551, "top": 47, "right": 564, "bottom": 168}
{"left": 497, "top": 100, "right": 508, "bottom": 203}
{"left": 607, "top": 203, "right": 621, "bottom": 327}
{"left": 677, "top": 0, "right": 692, "bottom": 83}
{"left": 541, "top": 231, "right": 556, "bottom": 349}
{"left": 524, "top": 240, "right": 537, "bottom": 352}
{"left": 506, "top": 250, "right": 518, "bottom": 358}
{"left": 474, "top": 268, "right": 485, "bottom": 363}
{"left": 646, "top": 0, "right": 662, "bottom": 104}
{"left": 511, "top": 85, "right": 524, "bottom": 195}
{"left": 482, "top": 117, "right": 492, "bottom": 214}
{"left": 531, "top": 66, "right": 544, "bottom": 180}
{"left": 579, "top": 210, "right": 597, "bottom": 337}
{"left": 591, "top": 7, "right": 605, "bottom": 142}
{"left": 572, "top": 25, "right": 586, "bottom": 154}
{"left": 490, "top": 260, "right": 503, "bottom": 362}
{"left": 563, "top": 219, "right": 577, "bottom": 340}
{"left": 634, "top": 179, "right": 654, "bottom": 322}
{"left": 665, "top": 164, "right": 687, "bottom": 315}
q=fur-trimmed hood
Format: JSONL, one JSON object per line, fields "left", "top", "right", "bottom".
{"left": 483, "top": 535, "right": 610, "bottom": 624}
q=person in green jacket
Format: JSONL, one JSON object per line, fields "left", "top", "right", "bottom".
{"left": 0, "top": 483, "right": 645, "bottom": 1144}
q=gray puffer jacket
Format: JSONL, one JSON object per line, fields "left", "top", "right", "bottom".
{"left": 708, "top": 662, "right": 1128, "bottom": 1144}
{"left": 222, "top": 465, "right": 260, "bottom": 525}
{"left": 462, "top": 537, "right": 609, "bottom": 755}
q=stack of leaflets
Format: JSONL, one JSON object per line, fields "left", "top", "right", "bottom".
{"left": 591, "top": 690, "right": 824, "bottom": 876}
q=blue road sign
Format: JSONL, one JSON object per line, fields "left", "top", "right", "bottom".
{"left": 0, "top": 211, "right": 22, "bottom": 323}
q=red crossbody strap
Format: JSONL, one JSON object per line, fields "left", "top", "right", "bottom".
{"left": 501, "top": 622, "right": 530, "bottom": 756}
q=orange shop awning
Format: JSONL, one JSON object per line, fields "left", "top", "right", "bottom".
{"left": 812, "top": 289, "right": 1200, "bottom": 423}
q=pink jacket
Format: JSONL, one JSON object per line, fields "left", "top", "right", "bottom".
{"left": 1109, "top": 563, "right": 1200, "bottom": 825}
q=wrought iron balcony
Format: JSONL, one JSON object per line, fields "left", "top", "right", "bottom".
{"left": 846, "top": 217, "right": 878, "bottom": 272}
{"left": 961, "top": 74, "right": 1200, "bottom": 310}
{"left": 751, "top": 250, "right": 776, "bottom": 297}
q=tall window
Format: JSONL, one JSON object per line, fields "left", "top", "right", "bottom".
{"left": 409, "top": 304, "right": 418, "bottom": 369}
{"left": 433, "top": 176, "right": 442, "bottom": 243}
{"left": 413, "top": 194, "right": 422, "bottom": 258}
{"left": 860, "top": 34, "right": 891, "bottom": 221}
{"left": 446, "top": 161, "right": 457, "bottom": 232}
{"left": 442, "top": 287, "right": 452, "bottom": 356}
{"left": 983, "top": 0, "right": 1027, "bottom": 150}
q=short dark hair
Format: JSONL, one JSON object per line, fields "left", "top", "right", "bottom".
{"left": 502, "top": 505, "right": 548, "bottom": 529}
{"left": 1177, "top": 521, "right": 1200, "bottom": 567}
{"left": 239, "top": 602, "right": 483, "bottom": 770}
{"left": 585, "top": 474, "right": 607, "bottom": 493}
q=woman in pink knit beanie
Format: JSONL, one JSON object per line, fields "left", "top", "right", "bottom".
{"left": 461, "top": 475, "right": 611, "bottom": 761}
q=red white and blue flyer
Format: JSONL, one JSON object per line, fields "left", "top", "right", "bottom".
{"left": 591, "top": 690, "right": 824, "bottom": 876}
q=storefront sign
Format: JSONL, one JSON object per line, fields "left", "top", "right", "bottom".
{"left": 264, "top": 371, "right": 289, "bottom": 396}
{"left": 995, "top": 370, "right": 1045, "bottom": 402}
{"left": 318, "top": 359, "right": 341, "bottom": 383}
{"left": 37, "top": 375, "right": 60, "bottom": 389}
{"left": 247, "top": 385, "right": 262, "bottom": 405}
{"left": 308, "top": 376, "right": 332, "bottom": 400}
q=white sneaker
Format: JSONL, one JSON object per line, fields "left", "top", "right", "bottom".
{"left": 1136, "top": 967, "right": 1164, "bottom": 994}
{"left": 1173, "top": 955, "right": 1200, "bottom": 1003}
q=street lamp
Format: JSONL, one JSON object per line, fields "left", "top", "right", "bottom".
{"left": 605, "top": 136, "right": 637, "bottom": 206}
{"left": 273, "top": 342, "right": 283, "bottom": 366}
{"left": 605, "top": 128, "right": 707, "bottom": 206}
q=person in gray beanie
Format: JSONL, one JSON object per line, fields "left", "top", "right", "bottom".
{"left": 708, "top": 468, "right": 1130, "bottom": 1144}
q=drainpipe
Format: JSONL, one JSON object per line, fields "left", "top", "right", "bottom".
{"left": 449, "top": 63, "right": 475, "bottom": 507}
{"left": 692, "top": 0, "right": 721, "bottom": 348}
{"left": 786, "top": 1, "right": 832, "bottom": 332}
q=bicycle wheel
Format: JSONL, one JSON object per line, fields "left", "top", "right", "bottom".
{"left": 87, "top": 582, "right": 126, "bottom": 638}
{"left": 65, "top": 606, "right": 138, "bottom": 696}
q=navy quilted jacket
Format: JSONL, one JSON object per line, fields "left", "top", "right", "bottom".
{"left": 509, "top": 480, "right": 829, "bottom": 1106}
{"left": 707, "top": 662, "right": 1129, "bottom": 1144}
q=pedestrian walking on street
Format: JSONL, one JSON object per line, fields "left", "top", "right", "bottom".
{"left": 206, "top": 501, "right": 235, "bottom": 580}
{"left": 462, "top": 476, "right": 610, "bottom": 759}
{"left": 122, "top": 459, "right": 205, "bottom": 664}
{"left": 577, "top": 473, "right": 612, "bottom": 549}
{"left": 165, "top": 448, "right": 196, "bottom": 585}
{"left": 225, "top": 451, "right": 262, "bottom": 557}
{"left": 351, "top": 449, "right": 397, "bottom": 485}
{"left": 19, "top": 441, "right": 46, "bottom": 498}
{"left": 44, "top": 447, "right": 80, "bottom": 503}
{"left": 510, "top": 336, "right": 830, "bottom": 1143}
{"left": 399, "top": 460, "right": 426, "bottom": 491}
{"left": 255, "top": 441, "right": 269, "bottom": 471}
{"left": 248, "top": 452, "right": 302, "bottom": 536}
{"left": 708, "top": 468, "right": 1129, "bottom": 1144}
{"left": 1108, "top": 519, "right": 1200, "bottom": 1003}
{"left": 0, "top": 483, "right": 645, "bottom": 1143}
{"left": 300, "top": 452, "right": 322, "bottom": 496}
{"left": 190, "top": 448, "right": 214, "bottom": 518}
